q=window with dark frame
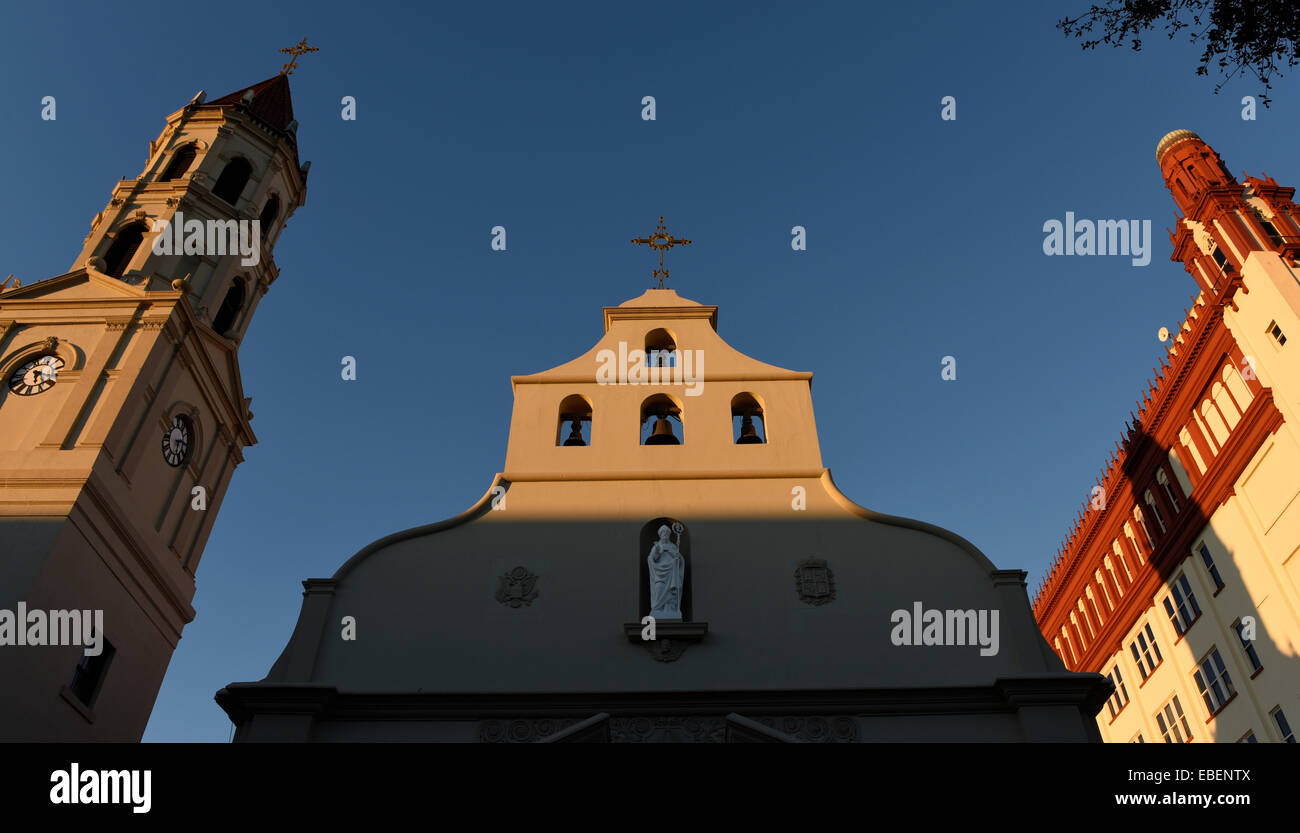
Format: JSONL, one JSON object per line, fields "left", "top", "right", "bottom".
{"left": 68, "top": 639, "right": 115, "bottom": 708}
{"left": 1198, "top": 544, "right": 1225, "bottom": 591}
{"left": 1193, "top": 647, "right": 1236, "bottom": 714}
{"left": 1234, "top": 620, "right": 1263, "bottom": 674}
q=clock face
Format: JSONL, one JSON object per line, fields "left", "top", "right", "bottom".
{"left": 8, "top": 355, "right": 64, "bottom": 396}
{"left": 162, "top": 416, "right": 192, "bottom": 467}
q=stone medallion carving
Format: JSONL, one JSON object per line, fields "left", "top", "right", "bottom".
{"left": 755, "top": 715, "right": 858, "bottom": 742}
{"left": 495, "top": 566, "right": 539, "bottom": 608}
{"left": 610, "top": 716, "right": 725, "bottom": 743}
{"left": 480, "top": 718, "right": 575, "bottom": 743}
{"left": 794, "top": 557, "right": 835, "bottom": 605}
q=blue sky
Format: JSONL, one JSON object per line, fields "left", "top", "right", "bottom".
{"left": 2, "top": 1, "right": 1296, "bottom": 741}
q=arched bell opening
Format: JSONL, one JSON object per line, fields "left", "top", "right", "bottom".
{"left": 645, "top": 328, "right": 678, "bottom": 368}
{"left": 556, "top": 394, "right": 593, "bottom": 447}
{"left": 102, "top": 223, "right": 148, "bottom": 278}
{"left": 212, "top": 157, "right": 253, "bottom": 206}
{"left": 211, "top": 277, "right": 246, "bottom": 336}
{"left": 159, "top": 143, "right": 197, "bottom": 182}
{"left": 640, "top": 393, "right": 683, "bottom": 445}
{"left": 731, "top": 392, "right": 766, "bottom": 444}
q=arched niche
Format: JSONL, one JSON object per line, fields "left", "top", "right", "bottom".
{"left": 638, "top": 517, "right": 692, "bottom": 621}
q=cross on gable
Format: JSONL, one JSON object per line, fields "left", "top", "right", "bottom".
{"left": 631, "top": 216, "right": 692, "bottom": 289}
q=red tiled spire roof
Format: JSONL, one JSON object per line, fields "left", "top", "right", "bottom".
{"left": 205, "top": 74, "right": 295, "bottom": 132}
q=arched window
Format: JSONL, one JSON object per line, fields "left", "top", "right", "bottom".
{"left": 258, "top": 195, "right": 280, "bottom": 242}
{"left": 1078, "top": 599, "right": 1095, "bottom": 639}
{"left": 1211, "top": 382, "right": 1241, "bottom": 430}
{"left": 1122, "top": 522, "right": 1145, "bottom": 566}
{"left": 1071, "top": 612, "right": 1086, "bottom": 652}
{"left": 102, "top": 223, "right": 147, "bottom": 277}
{"left": 1095, "top": 569, "right": 1114, "bottom": 611}
{"left": 1156, "top": 468, "right": 1181, "bottom": 514}
{"left": 1179, "top": 427, "right": 1207, "bottom": 474}
{"left": 641, "top": 393, "right": 682, "bottom": 445}
{"left": 212, "top": 158, "right": 253, "bottom": 206}
{"left": 1087, "top": 586, "right": 1104, "bottom": 626}
{"left": 159, "top": 144, "right": 197, "bottom": 182}
{"left": 1060, "top": 625, "right": 1077, "bottom": 666}
{"left": 1200, "top": 399, "right": 1230, "bottom": 446}
{"left": 556, "top": 394, "right": 592, "bottom": 447}
{"left": 1223, "top": 363, "right": 1254, "bottom": 411}
{"left": 731, "top": 392, "right": 766, "bottom": 444}
{"left": 1133, "top": 507, "right": 1155, "bottom": 551}
{"left": 212, "top": 278, "right": 245, "bottom": 335}
{"left": 1105, "top": 555, "right": 1123, "bottom": 597}
{"left": 645, "top": 328, "right": 677, "bottom": 368}
{"left": 1144, "top": 489, "right": 1167, "bottom": 534}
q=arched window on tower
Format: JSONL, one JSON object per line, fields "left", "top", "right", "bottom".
{"left": 212, "top": 278, "right": 246, "bottom": 336}
{"left": 102, "top": 223, "right": 147, "bottom": 278}
{"left": 1133, "top": 507, "right": 1155, "bottom": 551}
{"left": 159, "top": 144, "right": 197, "bottom": 182}
{"left": 1087, "top": 586, "right": 1104, "bottom": 627}
{"left": 731, "top": 392, "right": 766, "bottom": 444}
{"left": 641, "top": 393, "right": 682, "bottom": 445}
{"left": 1144, "top": 489, "right": 1166, "bottom": 534}
{"left": 1095, "top": 569, "right": 1114, "bottom": 611}
{"left": 258, "top": 195, "right": 280, "bottom": 242}
{"left": 556, "top": 394, "right": 592, "bottom": 447}
{"left": 212, "top": 158, "right": 253, "bottom": 206}
{"left": 645, "top": 328, "right": 677, "bottom": 368}
{"left": 1156, "top": 468, "right": 1181, "bottom": 515}
{"left": 1222, "top": 363, "right": 1254, "bottom": 411}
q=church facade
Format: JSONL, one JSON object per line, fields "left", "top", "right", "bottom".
{"left": 219, "top": 287, "right": 1108, "bottom": 742}
{"left": 0, "top": 75, "right": 307, "bottom": 740}
{"left": 1034, "top": 131, "right": 1300, "bottom": 743}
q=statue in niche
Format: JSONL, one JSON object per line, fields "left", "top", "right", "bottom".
{"left": 647, "top": 523, "right": 685, "bottom": 620}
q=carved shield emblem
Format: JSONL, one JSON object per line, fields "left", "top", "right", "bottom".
{"left": 496, "top": 566, "right": 539, "bottom": 607}
{"left": 794, "top": 557, "right": 835, "bottom": 605}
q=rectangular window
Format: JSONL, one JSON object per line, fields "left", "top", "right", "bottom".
{"left": 1234, "top": 620, "right": 1263, "bottom": 674}
{"left": 1162, "top": 574, "right": 1202, "bottom": 637}
{"left": 1273, "top": 708, "right": 1295, "bottom": 743}
{"left": 68, "top": 639, "right": 115, "bottom": 708}
{"left": 1193, "top": 647, "right": 1236, "bottom": 714}
{"left": 1156, "top": 695, "right": 1192, "bottom": 743}
{"left": 1198, "top": 544, "right": 1225, "bottom": 591}
{"left": 1238, "top": 732, "right": 1257, "bottom": 743}
{"left": 1106, "top": 665, "right": 1130, "bottom": 718}
{"left": 1212, "top": 246, "right": 1228, "bottom": 271}
{"left": 1130, "top": 623, "right": 1164, "bottom": 680}
{"left": 1131, "top": 732, "right": 1145, "bottom": 743}
{"left": 1268, "top": 320, "right": 1287, "bottom": 347}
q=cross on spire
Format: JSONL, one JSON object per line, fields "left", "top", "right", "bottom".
{"left": 279, "top": 38, "right": 319, "bottom": 75}
{"left": 631, "top": 216, "right": 692, "bottom": 289}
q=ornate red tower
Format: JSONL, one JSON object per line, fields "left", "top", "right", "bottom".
{"left": 1034, "top": 131, "right": 1300, "bottom": 743}
{"left": 1160, "top": 129, "right": 1300, "bottom": 305}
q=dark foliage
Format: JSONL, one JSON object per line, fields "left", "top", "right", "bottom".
{"left": 1059, "top": 0, "right": 1300, "bottom": 106}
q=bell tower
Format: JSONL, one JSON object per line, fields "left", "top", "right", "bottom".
{"left": 0, "top": 75, "right": 308, "bottom": 740}
{"left": 1159, "top": 129, "right": 1300, "bottom": 431}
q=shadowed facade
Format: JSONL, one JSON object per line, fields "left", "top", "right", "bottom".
{"left": 219, "top": 289, "right": 1107, "bottom": 742}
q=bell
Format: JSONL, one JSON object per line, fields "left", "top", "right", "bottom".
{"left": 563, "top": 418, "right": 586, "bottom": 446}
{"left": 736, "top": 413, "right": 762, "bottom": 444}
{"left": 645, "top": 416, "right": 680, "bottom": 445}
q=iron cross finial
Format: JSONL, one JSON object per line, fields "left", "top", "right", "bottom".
{"left": 279, "top": 38, "right": 319, "bottom": 76}
{"left": 631, "top": 216, "right": 692, "bottom": 289}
